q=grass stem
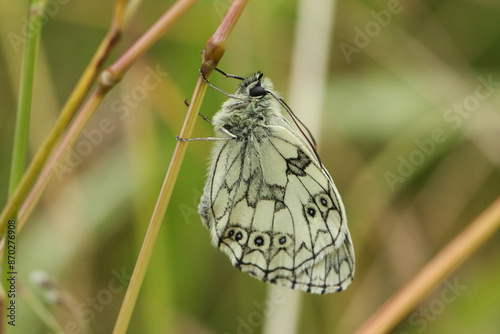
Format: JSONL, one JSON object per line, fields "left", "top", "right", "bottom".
{"left": 354, "top": 196, "right": 500, "bottom": 334}
{"left": 111, "top": 1, "right": 249, "bottom": 332}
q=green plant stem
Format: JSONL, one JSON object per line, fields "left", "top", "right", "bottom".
{"left": 0, "top": 0, "right": 128, "bottom": 236}
{"left": 16, "top": 0, "right": 198, "bottom": 235}
{"left": 111, "top": 1, "right": 249, "bottom": 333}
{"left": 19, "top": 84, "right": 110, "bottom": 221}
{"left": 2, "top": 1, "right": 46, "bottom": 332}
{"left": 354, "top": 196, "right": 500, "bottom": 334}
{"left": 8, "top": 0, "right": 47, "bottom": 197}
{"left": 0, "top": 3, "right": 127, "bottom": 325}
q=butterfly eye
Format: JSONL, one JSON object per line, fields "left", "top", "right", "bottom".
{"left": 249, "top": 82, "right": 267, "bottom": 97}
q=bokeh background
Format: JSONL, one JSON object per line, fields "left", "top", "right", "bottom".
{"left": 1, "top": 0, "right": 500, "bottom": 333}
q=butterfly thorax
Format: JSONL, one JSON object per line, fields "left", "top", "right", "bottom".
{"left": 215, "top": 101, "right": 282, "bottom": 140}
{"left": 212, "top": 74, "right": 283, "bottom": 140}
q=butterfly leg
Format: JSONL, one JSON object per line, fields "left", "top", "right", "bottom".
{"left": 183, "top": 99, "right": 212, "bottom": 124}
{"left": 176, "top": 135, "right": 235, "bottom": 142}
{"left": 198, "top": 112, "right": 213, "bottom": 124}
{"left": 176, "top": 126, "right": 237, "bottom": 142}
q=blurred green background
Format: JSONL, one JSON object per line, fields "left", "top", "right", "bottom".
{"left": 1, "top": 0, "right": 500, "bottom": 333}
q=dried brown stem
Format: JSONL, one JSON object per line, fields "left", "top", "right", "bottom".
{"left": 355, "top": 196, "right": 500, "bottom": 334}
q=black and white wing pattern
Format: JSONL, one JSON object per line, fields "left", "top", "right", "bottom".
{"left": 198, "top": 123, "right": 354, "bottom": 294}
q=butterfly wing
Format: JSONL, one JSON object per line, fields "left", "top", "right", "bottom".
{"left": 199, "top": 123, "right": 354, "bottom": 294}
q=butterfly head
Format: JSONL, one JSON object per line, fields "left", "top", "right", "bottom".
{"left": 236, "top": 72, "right": 275, "bottom": 101}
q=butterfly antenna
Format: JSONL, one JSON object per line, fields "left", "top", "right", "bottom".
{"left": 266, "top": 90, "right": 324, "bottom": 169}
{"left": 199, "top": 68, "right": 247, "bottom": 101}
{"left": 214, "top": 68, "right": 245, "bottom": 80}
{"left": 276, "top": 97, "right": 318, "bottom": 148}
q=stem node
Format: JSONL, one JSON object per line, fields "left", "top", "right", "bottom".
{"left": 201, "top": 37, "right": 226, "bottom": 76}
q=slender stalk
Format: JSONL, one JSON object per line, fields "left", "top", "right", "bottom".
{"left": 18, "top": 85, "right": 110, "bottom": 224}
{"left": 111, "top": 1, "right": 249, "bottom": 333}
{"left": 111, "top": 76, "right": 208, "bottom": 334}
{"left": 109, "top": 0, "right": 198, "bottom": 76}
{"left": 21, "top": 287, "right": 65, "bottom": 334}
{"left": 8, "top": 0, "right": 47, "bottom": 196}
{"left": 201, "top": 0, "right": 249, "bottom": 75}
{"left": 0, "top": 0, "right": 128, "bottom": 235}
{"left": 2, "top": 1, "right": 46, "bottom": 332}
{"left": 354, "top": 196, "right": 500, "bottom": 334}
{"left": 16, "top": 0, "right": 197, "bottom": 233}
